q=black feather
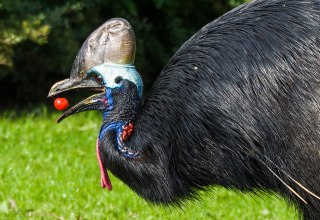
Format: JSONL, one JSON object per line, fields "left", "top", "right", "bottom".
{"left": 98, "top": 1, "right": 320, "bottom": 219}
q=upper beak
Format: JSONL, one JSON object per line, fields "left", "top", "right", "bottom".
{"left": 48, "top": 77, "right": 101, "bottom": 98}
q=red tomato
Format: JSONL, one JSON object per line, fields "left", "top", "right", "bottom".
{"left": 54, "top": 98, "right": 69, "bottom": 111}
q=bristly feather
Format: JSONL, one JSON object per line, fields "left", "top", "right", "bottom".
{"left": 97, "top": 1, "right": 320, "bottom": 219}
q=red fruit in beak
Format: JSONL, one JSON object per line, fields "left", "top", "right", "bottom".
{"left": 54, "top": 98, "right": 69, "bottom": 111}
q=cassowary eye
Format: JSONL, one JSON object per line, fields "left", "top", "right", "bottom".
{"left": 92, "top": 73, "right": 104, "bottom": 85}
{"left": 115, "top": 76, "right": 123, "bottom": 84}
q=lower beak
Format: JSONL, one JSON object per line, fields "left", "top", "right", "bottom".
{"left": 57, "top": 92, "right": 106, "bottom": 123}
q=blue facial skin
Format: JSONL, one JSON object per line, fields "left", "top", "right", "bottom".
{"left": 87, "top": 63, "right": 143, "bottom": 99}
{"left": 87, "top": 63, "right": 143, "bottom": 158}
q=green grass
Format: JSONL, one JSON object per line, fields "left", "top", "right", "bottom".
{"left": 0, "top": 107, "right": 299, "bottom": 219}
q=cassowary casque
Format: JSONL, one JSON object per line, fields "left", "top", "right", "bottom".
{"left": 49, "top": 1, "right": 320, "bottom": 219}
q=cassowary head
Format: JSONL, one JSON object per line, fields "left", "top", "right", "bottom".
{"left": 48, "top": 18, "right": 143, "bottom": 124}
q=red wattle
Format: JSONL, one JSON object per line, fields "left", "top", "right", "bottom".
{"left": 96, "top": 139, "right": 112, "bottom": 190}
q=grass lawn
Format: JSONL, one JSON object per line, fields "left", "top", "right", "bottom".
{"left": 0, "top": 107, "right": 299, "bottom": 219}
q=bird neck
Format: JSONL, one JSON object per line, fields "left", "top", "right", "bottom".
{"left": 99, "top": 120, "right": 140, "bottom": 157}
{"left": 97, "top": 88, "right": 195, "bottom": 203}
{"left": 98, "top": 117, "right": 179, "bottom": 203}
{"left": 99, "top": 87, "right": 143, "bottom": 157}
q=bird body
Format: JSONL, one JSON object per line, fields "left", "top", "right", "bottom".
{"left": 49, "top": 0, "right": 320, "bottom": 219}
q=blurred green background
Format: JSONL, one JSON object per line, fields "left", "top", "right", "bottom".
{"left": 0, "top": 0, "right": 299, "bottom": 219}
{"left": 0, "top": 0, "right": 250, "bottom": 106}
{"left": 0, "top": 111, "right": 298, "bottom": 219}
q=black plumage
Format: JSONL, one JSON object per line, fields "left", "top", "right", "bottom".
{"left": 49, "top": 0, "right": 320, "bottom": 219}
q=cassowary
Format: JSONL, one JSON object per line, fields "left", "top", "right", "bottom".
{"left": 48, "top": 0, "right": 320, "bottom": 219}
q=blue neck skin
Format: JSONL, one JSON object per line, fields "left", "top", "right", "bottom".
{"left": 90, "top": 63, "right": 143, "bottom": 158}
{"left": 98, "top": 88, "right": 141, "bottom": 158}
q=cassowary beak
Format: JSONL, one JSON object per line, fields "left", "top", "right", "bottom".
{"left": 48, "top": 77, "right": 105, "bottom": 123}
{"left": 47, "top": 17, "right": 136, "bottom": 122}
